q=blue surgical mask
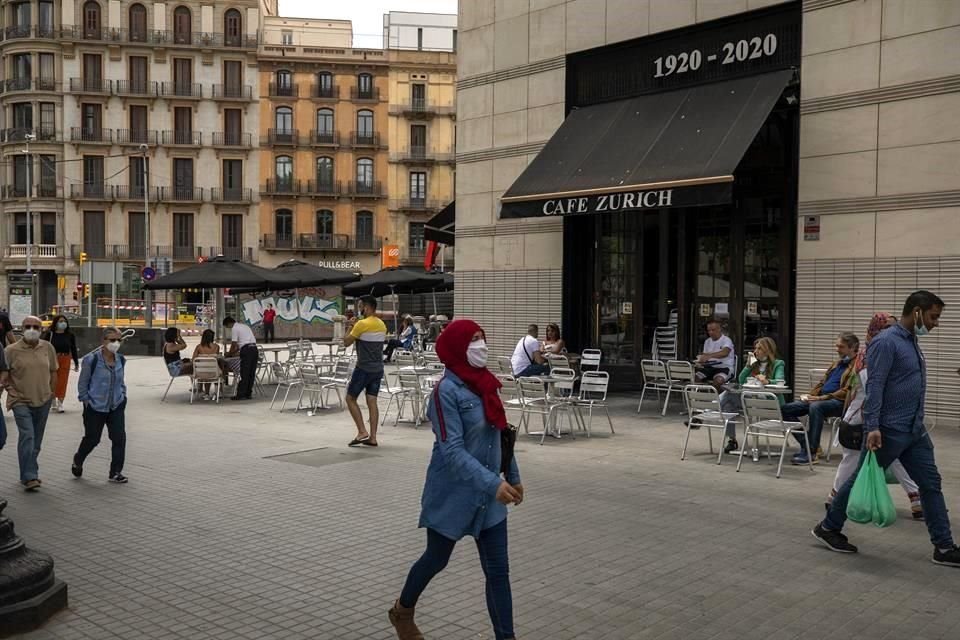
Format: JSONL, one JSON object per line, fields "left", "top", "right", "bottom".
{"left": 915, "top": 310, "right": 929, "bottom": 337}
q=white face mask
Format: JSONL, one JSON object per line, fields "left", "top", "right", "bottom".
{"left": 23, "top": 329, "right": 40, "bottom": 342}
{"left": 106, "top": 341, "right": 121, "bottom": 353}
{"left": 467, "top": 340, "right": 488, "bottom": 368}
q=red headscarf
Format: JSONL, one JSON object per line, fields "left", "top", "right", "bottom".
{"left": 855, "top": 312, "right": 893, "bottom": 372}
{"left": 435, "top": 319, "right": 507, "bottom": 431}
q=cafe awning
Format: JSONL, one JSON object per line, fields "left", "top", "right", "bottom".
{"left": 424, "top": 201, "right": 455, "bottom": 245}
{"left": 500, "top": 69, "right": 794, "bottom": 218}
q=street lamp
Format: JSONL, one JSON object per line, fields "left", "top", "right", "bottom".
{"left": 140, "top": 143, "right": 153, "bottom": 328}
{"left": 23, "top": 133, "right": 35, "bottom": 315}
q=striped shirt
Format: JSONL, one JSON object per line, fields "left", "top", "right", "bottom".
{"left": 350, "top": 315, "right": 387, "bottom": 373}
{"left": 863, "top": 323, "right": 926, "bottom": 434}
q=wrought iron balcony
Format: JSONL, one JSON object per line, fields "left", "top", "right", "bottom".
{"left": 388, "top": 100, "right": 456, "bottom": 117}
{"left": 212, "top": 132, "right": 252, "bottom": 147}
{"left": 389, "top": 199, "right": 442, "bottom": 212}
{"left": 160, "top": 82, "right": 203, "bottom": 99}
{"left": 68, "top": 77, "right": 112, "bottom": 94}
{"left": 346, "top": 181, "right": 384, "bottom": 198}
{"left": 262, "top": 234, "right": 295, "bottom": 250}
{"left": 311, "top": 84, "right": 339, "bottom": 100}
{"left": 350, "top": 131, "right": 380, "bottom": 147}
{"left": 205, "top": 246, "right": 255, "bottom": 261}
{"left": 3, "top": 127, "right": 58, "bottom": 143}
{"left": 350, "top": 86, "right": 380, "bottom": 102}
{"left": 266, "top": 129, "right": 299, "bottom": 146}
{"left": 212, "top": 84, "right": 253, "bottom": 100}
{"left": 114, "top": 185, "right": 160, "bottom": 201}
{"left": 308, "top": 130, "right": 340, "bottom": 146}
{"left": 390, "top": 146, "right": 456, "bottom": 164}
{"left": 211, "top": 187, "right": 253, "bottom": 203}
{"left": 115, "top": 129, "right": 159, "bottom": 145}
{"left": 262, "top": 179, "right": 303, "bottom": 196}
{"left": 297, "top": 234, "right": 348, "bottom": 250}
{"left": 70, "top": 183, "right": 113, "bottom": 200}
{"left": 305, "top": 180, "right": 342, "bottom": 197}
{"left": 70, "top": 128, "right": 113, "bottom": 144}
{"left": 4, "top": 77, "right": 30, "bottom": 92}
{"left": 159, "top": 186, "right": 205, "bottom": 202}
{"left": 161, "top": 130, "right": 202, "bottom": 146}
{"left": 344, "top": 235, "right": 383, "bottom": 251}
{"left": 269, "top": 82, "right": 298, "bottom": 98}
{"left": 115, "top": 80, "right": 158, "bottom": 97}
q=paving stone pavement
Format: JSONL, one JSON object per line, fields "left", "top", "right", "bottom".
{"left": 3, "top": 354, "right": 960, "bottom": 639}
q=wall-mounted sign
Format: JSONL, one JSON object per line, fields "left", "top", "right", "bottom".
{"left": 803, "top": 215, "right": 821, "bottom": 241}
{"left": 621, "top": 302, "right": 633, "bottom": 315}
{"left": 569, "top": 2, "right": 800, "bottom": 106}
{"left": 382, "top": 245, "right": 400, "bottom": 268}
{"left": 699, "top": 303, "right": 712, "bottom": 317}
{"left": 747, "top": 301, "right": 758, "bottom": 315}
{"left": 319, "top": 260, "right": 361, "bottom": 270}
{"left": 714, "top": 302, "right": 729, "bottom": 315}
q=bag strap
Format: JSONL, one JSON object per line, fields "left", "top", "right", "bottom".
{"left": 432, "top": 377, "right": 448, "bottom": 442}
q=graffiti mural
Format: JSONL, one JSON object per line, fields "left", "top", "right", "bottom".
{"left": 241, "top": 288, "right": 341, "bottom": 325}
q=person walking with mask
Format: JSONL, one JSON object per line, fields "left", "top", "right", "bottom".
{"left": 72, "top": 327, "right": 128, "bottom": 483}
{"left": 813, "top": 291, "right": 960, "bottom": 567}
{"left": 4, "top": 315, "right": 58, "bottom": 491}
{"left": 389, "top": 319, "right": 522, "bottom": 640}
{"left": 42, "top": 314, "right": 79, "bottom": 413}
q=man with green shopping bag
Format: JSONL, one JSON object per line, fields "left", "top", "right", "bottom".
{"left": 812, "top": 290, "right": 960, "bottom": 567}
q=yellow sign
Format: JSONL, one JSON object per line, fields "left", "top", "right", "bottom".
{"left": 382, "top": 244, "right": 400, "bottom": 268}
{"left": 57, "top": 276, "right": 66, "bottom": 291}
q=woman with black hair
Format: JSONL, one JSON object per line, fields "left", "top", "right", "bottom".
{"left": 163, "top": 327, "right": 193, "bottom": 377}
{"left": 0, "top": 313, "right": 15, "bottom": 346}
{"left": 42, "top": 314, "right": 79, "bottom": 413}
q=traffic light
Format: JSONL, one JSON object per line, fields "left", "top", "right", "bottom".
{"left": 79, "top": 251, "right": 87, "bottom": 266}
{"left": 84, "top": 284, "right": 90, "bottom": 298}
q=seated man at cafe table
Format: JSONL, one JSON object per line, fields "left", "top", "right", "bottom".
{"left": 694, "top": 320, "right": 736, "bottom": 389}
{"left": 780, "top": 332, "right": 859, "bottom": 466}
{"left": 512, "top": 324, "right": 549, "bottom": 378}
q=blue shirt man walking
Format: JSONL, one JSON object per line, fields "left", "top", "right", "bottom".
{"left": 812, "top": 290, "right": 960, "bottom": 567}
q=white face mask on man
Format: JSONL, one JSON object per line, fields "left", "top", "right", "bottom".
{"left": 467, "top": 339, "right": 488, "bottom": 368}
{"left": 22, "top": 328, "right": 40, "bottom": 342}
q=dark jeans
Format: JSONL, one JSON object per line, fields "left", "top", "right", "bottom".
{"left": 263, "top": 322, "right": 275, "bottom": 343}
{"left": 517, "top": 363, "right": 549, "bottom": 378}
{"left": 236, "top": 344, "right": 258, "bottom": 398}
{"left": 400, "top": 520, "right": 514, "bottom": 640}
{"left": 781, "top": 398, "right": 844, "bottom": 452}
{"left": 76, "top": 400, "right": 127, "bottom": 476}
{"left": 12, "top": 401, "right": 51, "bottom": 482}
{"left": 384, "top": 338, "right": 403, "bottom": 361}
{"left": 823, "top": 426, "right": 954, "bottom": 549}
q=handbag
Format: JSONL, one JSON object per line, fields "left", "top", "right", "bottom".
{"left": 837, "top": 419, "right": 863, "bottom": 450}
{"left": 500, "top": 424, "right": 518, "bottom": 475}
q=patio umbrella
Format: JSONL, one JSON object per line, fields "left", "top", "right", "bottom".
{"left": 429, "top": 272, "right": 454, "bottom": 316}
{"left": 267, "top": 260, "right": 359, "bottom": 340}
{"left": 341, "top": 268, "right": 446, "bottom": 333}
{"left": 142, "top": 255, "right": 293, "bottom": 291}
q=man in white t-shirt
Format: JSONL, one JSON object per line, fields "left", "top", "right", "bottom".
{"left": 223, "top": 316, "right": 257, "bottom": 401}
{"left": 512, "top": 324, "right": 549, "bottom": 377}
{"left": 695, "top": 320, "right": 735, "bottom": 389}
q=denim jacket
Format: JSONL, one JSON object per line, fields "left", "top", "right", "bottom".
{"left": 78, "top": 349, "right": 127, "bottom": 413}
{"left": 420, "top": 372, "right": 521, "bottom": 541}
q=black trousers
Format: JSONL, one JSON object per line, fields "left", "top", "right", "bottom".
{"left": 76, "top": 400, "right": 126, "bottom": 476}
{"left": 263, "top": 322, "right": 275, "bottom": 343}
{"left": 236, "top": 344, "right": 258, "bottom": 398}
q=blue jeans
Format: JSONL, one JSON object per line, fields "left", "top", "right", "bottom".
{"left": 400, "top": 519, "right": 515, "bottom": 640}
{"left": 823, "top": 427, "right": 953, "bottom": 548}
{"left": 517, "top": 363, "right": 549, "bottom": 378}
{"left": 781, "top": 398, "right": 843, "bottom": 452}
{"left": 12, "top": 401, "right": 52, "bottom": 483}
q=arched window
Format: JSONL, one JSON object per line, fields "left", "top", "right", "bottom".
{"left": 274, "top": 106, "right": 292, "bottom": 133}
{"left": 224, "top": 9, "right": 242, "bottom": 46}
{"left": 355, "top": 211, "right": 374, "bottom": 248}
{"left": 173, "top": 6, "right": 192, "bottom": 44}
{"left": 356, "top": 109, "right": 374, "bottom": 145}
{"left": 316, "top": 157, "right": 334, "bottom": 189}
{"left": 316, "top": 71, "right": 333, "bottom": 98}
{"left": 274, "top": 69, "right": 293, "bottom": 96}
{"left": 83, "top": 1, "right": 102, "bottom": 39}
{"left": 356, "top": 158, "right": 373, "bottom": 192}
{"left": 127, "top": 4, "right": 147, "bottom": 41}
{"left": 316, "top": 108, "right": 334, "bottom": 142}
{"left": 357, "top": 73, "right": 373, "bottom": 98}
{"left": 275, "top": 155, "right": 293, "bottom": 186}
{"left": 275, "top": 209, "right": 293, "bottom": 247}
{"left": 316, "top": 209, "right": 334, "bottom": 238}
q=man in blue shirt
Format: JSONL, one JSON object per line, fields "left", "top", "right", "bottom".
{"left": 780, "top": 333, "right": 859, "bottom": 465}
{"left": 813, "top": 291, "right": 960, "bottom": 567}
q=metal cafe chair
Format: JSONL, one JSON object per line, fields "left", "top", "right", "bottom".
{"left": 663, "top": 360, "right": 696, "bottom": 416}
{"left": 269, "top": 361, "right": 303, "bottom": 412}
{"left": 681, "top": 384, "right": 739, "bottom": 464}
{"left": 571, "top": 370, "right": 614, "bottom": 437}
{"left": 190, "top": 357, "right": 224, "bottom": 404}
{"left": 580, "top": 348, "right": 602, "bottom": 372}
{"left": 637, "top": 359, "right": 670, "bottom": 413}
{"left": 738, "top": 391, "right": 813, "bottom": 478}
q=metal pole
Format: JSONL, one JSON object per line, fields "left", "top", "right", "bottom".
{"left": 110, "top": 262, "right": 117, "bottom": 326}
{"left": 296, "top": 287, "right": 303, "bottom": 341}
{"left": 24, "top": 135, "right": 34, "bottom": 314}
{"left": 87, "top": 283, "right": 93, "bottom": 328}
{"left": 142, "top": 145, "right": 153, "bottom": 328}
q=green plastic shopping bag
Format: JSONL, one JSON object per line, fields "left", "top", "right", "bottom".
{"left": 846, "top": 451, "right": 897, "bottom": 527}
{"left": 884, "top": 466, "right": 898, "bottom": 485}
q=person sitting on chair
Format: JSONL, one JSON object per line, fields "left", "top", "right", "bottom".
{"left": 384, "top": 317, "right": 418, "bottom": 363}
{"left": 511, "top": 324, "right": 549, "bottom": 378}
{"left": 695, "top": 320, "right": 735, "bottom": 389}
{"left": 719, "top": 337, "right": 786, "bottom": 454}
{"left": 163, "top": 327, "right": 192, "bottom": 378}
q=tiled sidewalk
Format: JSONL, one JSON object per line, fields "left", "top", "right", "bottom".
{"left": 4, "top": 357, "right": 960, "bottom": 639}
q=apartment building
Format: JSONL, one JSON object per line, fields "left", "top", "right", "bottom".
{"left": 386, "top": 48, "right": 456, "bottom": 268}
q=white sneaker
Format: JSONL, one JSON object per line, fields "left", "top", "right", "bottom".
{"left": 56, "top": 400, "right": 64, "bottom": 413}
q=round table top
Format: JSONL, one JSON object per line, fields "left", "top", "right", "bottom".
{"left": 723, "top": 383, "right": 793, "bottom": 395}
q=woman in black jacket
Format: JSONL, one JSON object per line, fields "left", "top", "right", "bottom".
{"left": 42, "top": 314, "right": 79, "bottom": 413}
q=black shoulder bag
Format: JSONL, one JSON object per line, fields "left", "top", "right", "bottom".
{"left": 837, "top": 405, "right": 863, "bottom": 450}
{"left": 500, "top": 424, "right": 518, "bottom": 475}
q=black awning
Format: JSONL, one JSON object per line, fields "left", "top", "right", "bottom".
{"left": 425, "top": 201, "right": 455, "bottom": 245}
{"left": 500, "top": 69, "right": 793, "bottom": 219}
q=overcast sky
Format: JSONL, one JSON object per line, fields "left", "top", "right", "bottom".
{"left": 278, "top": 0, "right": 458, "bottom": 48}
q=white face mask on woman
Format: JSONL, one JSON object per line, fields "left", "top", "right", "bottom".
{"left": 467, "top": 339, "right": 488, "bottom": 368}
{"left": 106, "top": 340, "right": 122, "bottom": 353}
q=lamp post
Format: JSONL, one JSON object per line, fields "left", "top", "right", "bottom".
{"left": 23, "top": 133, "right": 35, "bottom": 315}
{"left": 140, "top": 144, "right": 153, "bottom": 327}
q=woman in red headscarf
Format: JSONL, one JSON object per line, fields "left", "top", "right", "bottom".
{"left": 827, "top": 312, "right": 922, "bottom": 519}
{"left": 389, "top": 319, "right": 521, "bottom": 640}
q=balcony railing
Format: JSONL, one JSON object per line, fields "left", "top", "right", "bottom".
{"left": 305, "top": 180, "right": 342, "bottom": 197}
{"left": 70, "top": 128, "right": 113, "bottom": 144}
{"left": 297, "top": 234, "right": 346, "bottom": 250}
{"left": 268, "top": 82, "right": 298, "bottom": 97}
{"left": 212, "top": 132, "right": 252, "bottom": 147}
{"left": 1, "top": 185, "right": 26, "bottom": 199}
{"left": 262, "top": 234, "right": 381, "bottom": 252}
{"left": 350, "top": 131, "right": 380, "bottom": 147}
{"left": 211, "top": 187, "right": 252, "bottom": 203}
{"left": 3, "top": 127, "right": 58, "bottom": 143}
{"left": 311, "top": 85, "right": 339, "bottom": 99}
{"left": 159, "top": 186, "right": 205, "bottom": 202}
{"left": 346, "top": 181, "right": 383, "bottom": 198}
{"left": 70, "top": 183, "right": 112, "bottom": 200}
{"left": 212, "top": 84, "right": 253, "bottom": 100}
{"left": 391, "top": 146, "right": 456, "bottom": 163}
{"left": 308, "top": 130, "right": 340, "bottom": 146}
{"left": 0, "top": 184, "right": 60, "bottom": 200}
{"left": 389, "top": 199, "right": 442, "bottom": 211}
{"left": 160, "top": 82, "right": 203, "bottom": 98}
{"left": 115, "top": 129, "right": 158, "bottom": 145}
{"left": 4, "top": 244, "right": 62, "bottom": 259}
{"left": 57, "top": 26, "right": 257, "bottom": 48}
{"left": 69, "top": 78, "right": 112, "bottom": 94}
{"left": 262, "top": 179, "right": 303, "bottom": 195}
{"left": 206, "top": 246, "right": 254, "bottom": 261}
{"left": 4, "top": 76, "right": 31, "bottom": 92}
{"left": 267, "top": 129, "right": 298, "bottom": 145}
{"left": 114, "top": 185, "right": 160, "bottom": 201}
{"left": 389, "top": 100, "right": 456, "bottom": 117}
{"left": 262, "top": 234, "right": 295, "bottom": 250}
{"left": 350, "top": 86, "right": 380, "bottom": 101}
{"left": 4, "top": 24, "right": 32, "bottom": 39}
{"left": 171, "top": 245, "right": 201, "bottom": 261}
{"left": 345, "top": 236, "right": 383, "bottom": 251}
{"left": 161, "top": 130, "right": 202, "bottom": 146}
{"left": 115, "top": 80, "right": 158, "bottom": 97}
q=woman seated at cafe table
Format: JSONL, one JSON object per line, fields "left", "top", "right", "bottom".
{"left": 718, "top": 337, "right": 786, "bottom": 454}
{"left": 542, "top": 323, "right": 566, "bottom": 355}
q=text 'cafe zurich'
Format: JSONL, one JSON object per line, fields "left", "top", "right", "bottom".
{"left": 499, "top": 3, "right": 801, "bottom": 383}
